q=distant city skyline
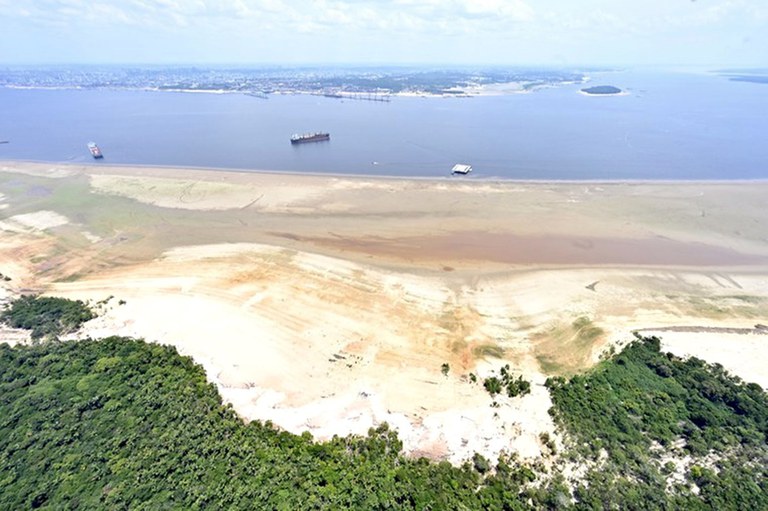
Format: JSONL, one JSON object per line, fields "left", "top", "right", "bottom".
{"left": 1, "top": 0, "right": 767, "bottom": 68}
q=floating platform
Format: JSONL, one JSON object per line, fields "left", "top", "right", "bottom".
{"left": 451, "top": 164, "right": 472, "bottom": 175}
{"left": 87, "top": 142, "right": 103, "bottom": 159}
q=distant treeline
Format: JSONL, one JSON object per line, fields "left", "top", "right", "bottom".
{"left": 581, "top": 85, "right": 622, "bottom": 95}
{"left": 0, "top": 296, "right": 766, "bottom": 509}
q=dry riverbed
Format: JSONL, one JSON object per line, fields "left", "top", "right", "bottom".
{"left": 1, "top": 160, "right": 767, "bottom": 463}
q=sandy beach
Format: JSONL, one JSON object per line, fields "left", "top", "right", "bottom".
{"left": 1, "top": 160, "right": 767, "bottom": 463}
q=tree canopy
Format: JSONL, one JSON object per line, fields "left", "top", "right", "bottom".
{"left": 1, "top": 295, "right": 95, "bottom": 340}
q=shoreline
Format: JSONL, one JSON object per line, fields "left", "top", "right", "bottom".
{"left": 3, "top": 159, "right": 768, "bottom": 186}
{"left": 1, "top": 82, "right": 564, "bottom": 99}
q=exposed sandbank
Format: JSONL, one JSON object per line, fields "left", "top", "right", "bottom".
{"left": 1, "top": 160, "right": 767, "bottom": 463}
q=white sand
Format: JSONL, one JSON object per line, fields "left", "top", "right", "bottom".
{"left": 656, "top": 331, "right": 768, "bottom": 388}
{"left": 0, "top": 210, "right": 69, "bottom": 233}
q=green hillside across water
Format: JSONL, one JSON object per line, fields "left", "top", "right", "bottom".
{"left": 1, "top": 303, "right": 766, "bottom": 509}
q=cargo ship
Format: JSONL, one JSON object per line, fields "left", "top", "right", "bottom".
{"left": 291, "top": 132, "right": 330, "bottom": 144}
{"left": 87, "top": 142, "right": 103, "bottom": 159}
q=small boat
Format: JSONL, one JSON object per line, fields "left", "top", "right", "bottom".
{"left": 291, "top": 132, "right": 330, "bottom": 144}
{"left": 87, "top": 142, "right": 103, "bottom": 159}
{"left": 451, "top": 164, "right": 472, "bottom": 175}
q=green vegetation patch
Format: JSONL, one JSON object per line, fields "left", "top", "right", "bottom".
{"left": 482, "top": 364, "right": 531, "bottom": 399}
{"left": 472, "top": 343, "right": 505, "bottom": 359}
{"left": 663, "top": 294, "right": 768, "bottom": 320}
{"left": 534, "top": 316, "right": 604, "bottom": 375}
{"left": 1, "top": 295, "right": 95, "bottom": 340}
{"left": 547, "top": 335, "right": 768, "bottom": 508}
{"left": 581, "top": 85, "right": 622, "bottom": 95}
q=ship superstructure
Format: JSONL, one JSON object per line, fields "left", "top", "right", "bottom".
{"left": 87, "top": 142, "right": 103, "bottom": 159}
{"left": 291, "top": 132, "right": 330, "bottom": 144}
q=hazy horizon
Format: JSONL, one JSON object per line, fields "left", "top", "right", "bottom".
{"left": 3, "top": 63, "right": 764, "bottom": 73}
{"left": 1, "top": 0, "right": 767, "bottom": 68}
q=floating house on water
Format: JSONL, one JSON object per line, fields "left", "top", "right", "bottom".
{"left": 451, "top": 164, "right": 472, "bottom": 175}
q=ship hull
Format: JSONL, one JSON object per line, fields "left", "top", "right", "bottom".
{"left": 291, "top": 133, "right": 330, "bottom": 144}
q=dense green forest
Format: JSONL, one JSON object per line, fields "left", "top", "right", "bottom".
{"left": 0, "top": 298, "right": 766, "bottom": 509}
{"left": 547, "top": 336, "right": 768, "bottom": 509}
{"left": 1, "top": 295, "right": 95, "bottom": 340}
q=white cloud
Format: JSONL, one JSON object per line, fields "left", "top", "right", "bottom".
{"left": 2, "top": 0, "right": 540, "bottom": 33}
{"left": 461, "top": 0, "right": 534, "bottom": 20}
{"left": 2, "top": 0, "right": 766, "bottom": 65}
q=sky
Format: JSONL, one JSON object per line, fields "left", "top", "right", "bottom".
{"left": 1, "top": 0, "right": 767, "bottom": 67}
